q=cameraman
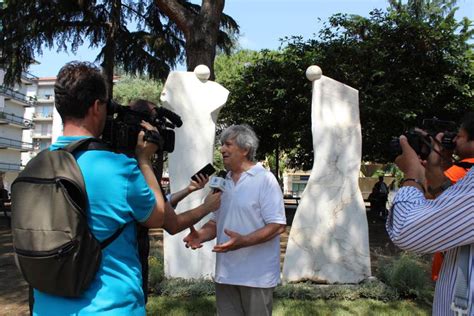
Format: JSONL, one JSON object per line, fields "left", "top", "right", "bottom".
{"left": 386, "top": 121, "right": 473, "bottom": 315}
{"left": 31, "top": 62, "right": 220, "bottom": 315}
{"left": 442, "top": 112, "right": 474, "bottom": 187}
{"left": 127, "top": 99, "right": 220, "bottom": 233}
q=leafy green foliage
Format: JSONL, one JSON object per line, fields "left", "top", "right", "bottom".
{"left": 159, "top": 278, "right": 215, "bottom": 297}
{"left": 213, "top": 146, "right": 224, "bottom": 171}
{"left": 0, "top": 1, "right": 178, "bottom": 86}
{"left": 216, "top": 49, "right": 315, "bottom": 173}
{"left": 150, "top": 277, "right": 399, "bottom": 302}
{"left": 216, "top": 0, "right": 474, "bottom": 166}
{"left": 113, "top": 75, "right": 163, "bottom": 105}
{"left": 0, "top": 0, "right": 239, "bottom": 87}
{"left": 376, "top": 252, "right": 434, "bottom": 301}
{"left": 274, "top": 280, "right": 398, "bottom": 302}
{"left": 146, "top": 296, "right": 431, "bottom": 316}
{"left": 312, "top": 1, "right": 474, "bottom": 162}
{"left": 148, "top": 251, "right": 165, "bottom": 293}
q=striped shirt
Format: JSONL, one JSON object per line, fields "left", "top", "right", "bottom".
{"left": 386, "top": 168, "right": 473, "bottom": 316}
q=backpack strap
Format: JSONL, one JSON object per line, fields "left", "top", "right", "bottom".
{"left": 451, "top": 245, "right": 471, "bottom": 315}
{"left": 62, "top": 137, "right": 123, "bottom": 249}
{"left": 62, "top": 137, "right": 110, "bottom": 154}
{"left": 453, "top": 161, "right": 474, "bottom": 171}
{"left": 100, "top": 225, "right": 126, "bottom": 249}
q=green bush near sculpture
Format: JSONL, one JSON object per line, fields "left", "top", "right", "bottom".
{"left": 376, "top": 252, "right": 434, "bottom": 303}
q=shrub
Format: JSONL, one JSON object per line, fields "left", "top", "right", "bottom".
{"left": 376, "top": 252, "right": 433, "bottom": 300}
{"left": 160, "top": 278, "right": 215, "bottom": 297}
{"left": 148, "top": 251, "right": 165, "bottom": 293}
{"left": 274, "top": 280, "right": 398, "bottom": 302}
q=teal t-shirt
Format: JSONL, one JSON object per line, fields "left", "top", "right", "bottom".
{"left": 33, "top": 136, "right": 156, "bottom": 315}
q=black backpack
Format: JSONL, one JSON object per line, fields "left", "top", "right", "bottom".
{"left": 11, "top": 138, "right": 124, "bottom": 297}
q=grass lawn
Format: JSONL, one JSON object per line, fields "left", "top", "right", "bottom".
{"left": 146, "top": 296, "right": 431, "bottom": 315}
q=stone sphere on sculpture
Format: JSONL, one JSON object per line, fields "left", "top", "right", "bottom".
{"left": 194, "top": 65, "right": 211, "bottom": 81}
{"left": 306, "top": 65, "right": 322, "bottom": 82}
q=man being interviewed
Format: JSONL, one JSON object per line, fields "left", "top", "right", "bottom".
{"left": 184, "top": 124, "right": 286, "bottom": 316}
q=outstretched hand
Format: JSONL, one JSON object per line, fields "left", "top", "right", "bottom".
{"left": 212, "top": 229, "right": 246, "bottom": 253}
{"left": 183, "top": 226, "right": 203, "bottom": 250}
{"left": 188, "top": 174, "right": 209, "bottom": 192}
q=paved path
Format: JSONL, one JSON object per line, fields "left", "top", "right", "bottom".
{"left": 0, "top": 217, "right": 29, "bottom": 315}
{"left": 0, "top": 208, "right": 396, "bottom": 315}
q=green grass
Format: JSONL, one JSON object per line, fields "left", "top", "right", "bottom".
{"left": 146, "top": 296, "right": 431, "bottom": 316}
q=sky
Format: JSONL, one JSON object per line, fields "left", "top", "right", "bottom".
{"left": 28, "top": 0, "right": 474, "bottom": 77}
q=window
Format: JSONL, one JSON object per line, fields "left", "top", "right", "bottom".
{"left": 39, "top": 140, "right": 51, "bottom": 150}
{"left": 34, "top": 123, "right": 52, "bottom": 135}
{"left": 291, "top": 183, "right": 307, "bottom": 197}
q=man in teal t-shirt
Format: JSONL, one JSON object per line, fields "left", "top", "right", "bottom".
{"left": 31, "top": 62, "right": 220, "bottom": 315}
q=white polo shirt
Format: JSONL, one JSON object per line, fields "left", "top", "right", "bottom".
{"left": 211, "top": 163, "right": 286, "bottom": 288}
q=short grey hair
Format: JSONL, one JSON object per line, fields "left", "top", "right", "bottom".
{"left": 220, "top": 124, "right": 259, "bottom": 162}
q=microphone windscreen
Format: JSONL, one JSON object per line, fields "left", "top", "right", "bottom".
{"left": 209, "top": 175, "right": 227, "bottom": 192}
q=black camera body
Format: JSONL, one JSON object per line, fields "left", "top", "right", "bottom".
{"left": 390, "top": 117, "right": 457, "bottom": 160}
{"left": 102, "top": 100, "right": 182, "bottom": 154}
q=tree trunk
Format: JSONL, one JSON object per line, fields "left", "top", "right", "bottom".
{"left": 275, "top": 144, "right": 280, "bottom": 184}
{"left": 155, "top": 0, "right": 224, "bottom": 80}
{"left": 102, "top": 0, "right": 121, "bottom": 98}
{"left": 185, "top": 24, "right": 217, "bottom": 78}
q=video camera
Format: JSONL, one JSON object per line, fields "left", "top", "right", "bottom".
{"left": 102, "top": 100, "right": 182, "bottom": 154}
{"left": 390, "top": 117, "right": 457, "bottom": 160}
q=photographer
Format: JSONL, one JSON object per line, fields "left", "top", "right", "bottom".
{"left": 386, "top": 116, "right": 473, "bottom": 315}
{"left": 30, "top": 62, "right": 220, "bottom": 315}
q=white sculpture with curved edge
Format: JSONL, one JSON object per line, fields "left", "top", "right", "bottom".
{"left": 282, "top": 66, "right": 371, "bottom": 283}
{"left": 160, "top": 65, "right": 229, "bottom": 279}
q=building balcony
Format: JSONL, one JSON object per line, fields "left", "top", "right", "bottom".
{"left": 21, "top": 71, "right": 39, "bottom": 85}
{"left": 37, "top": 95, "right": 55, "bottom": 103}
{"left": 0, "top": 85, "right": 37, "bottom": 107}
{"left": 0, "top": 110, "right": 33, "bottom": 129}
{"left": 0, "top": 162, "right": 22, "bottom": 172}
{"left": 0, "top": 137, "right": 33, "bottom": 151}
{"left": 32, "top": 133, "right": 52, "bottom": 139}
{"left": 32, "top": 112, "right": 53, "bottom": 121}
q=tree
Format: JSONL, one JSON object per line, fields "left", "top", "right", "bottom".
{"left": 0, "top": 0, "right": 238, "bottom": 95}
{"left": 311, "top": 0, "right": 474, "bottom": 161}
{"left": 216, "top": 49, "right": 315, "bottom": 177}
{"left": 217, "top": 0, "right": 474, "bottom": 168}
{"left": 113, "top": 75, "right": 163, "bottom": 105}
{"left": 155, "top": 0, "right": 239, "bottom": 79}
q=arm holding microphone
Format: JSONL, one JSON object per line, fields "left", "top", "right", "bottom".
{"left": 162, "top": 172, "right": 223, "bottom": 235}
{"left": 168, "top": 174, "right": 209, "bottom": 208}
{"left": 182, "top": 171, "right": 228, "bottom": 249}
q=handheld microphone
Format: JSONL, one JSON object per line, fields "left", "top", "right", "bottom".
{"left": 209, "top": 171, "right": 228, "bottom": 193}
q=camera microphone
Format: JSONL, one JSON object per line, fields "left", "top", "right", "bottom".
{"left": 156, "top": 107, "right": 183, "bottom": 127}
{"left": 209, "top": 171, "right": 228, "bottom": 193}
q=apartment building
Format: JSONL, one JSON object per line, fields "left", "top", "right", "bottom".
{"left": 22, "top": 77, "right": 63, "bottom": 166}
{"left": 0, "top": 69, "right": 36, "bottom": 190}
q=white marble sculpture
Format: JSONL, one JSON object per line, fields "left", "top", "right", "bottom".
{"left": 282, "top": 66, "right": 371, "bottom": 283}
{"left": 160, "top": 65, "right": 229, "bottom": 279}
